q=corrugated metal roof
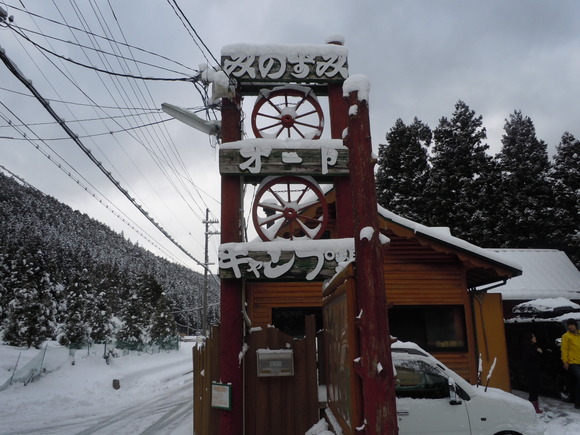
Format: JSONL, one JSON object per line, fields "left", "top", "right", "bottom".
{"left": 487, "top": 249, "right": 580, "bottom": 300}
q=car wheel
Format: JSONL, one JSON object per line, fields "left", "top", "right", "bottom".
{"left": 556, "top": 372, "right": 571, "bottom": 402}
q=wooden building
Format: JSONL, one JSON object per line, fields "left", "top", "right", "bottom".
{"left": 239, "top": 190, "right": 522, "bottom": 389}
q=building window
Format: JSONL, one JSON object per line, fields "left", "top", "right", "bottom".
{"left": 271, "top": 307, "right": 323, "bottom": 338}
{"left": 389, "top": 306, "right": 467, "bottom": 352}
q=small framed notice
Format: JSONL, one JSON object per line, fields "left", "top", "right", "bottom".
{"left": 211, "top": 382, "right": 232, "bottom": 410}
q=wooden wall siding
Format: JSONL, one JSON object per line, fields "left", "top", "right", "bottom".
{"left": 383, "top": 262, "right": 465, "bottom": 305}
{"left": 248, "top": 281, "right": 324, "bottom": 328}
{"left": 244, "top": 318, "right": 320, "bottom": 435}
{"left": 383, "top": 233, "right": 460, "bottom": 263}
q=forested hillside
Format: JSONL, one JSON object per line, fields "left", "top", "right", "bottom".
{"left": 0, "top": 172, "right": 219, "bottom": 348}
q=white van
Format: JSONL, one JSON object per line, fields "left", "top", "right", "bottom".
{"left": 392, "top": 341, "right": 543, "bottom": 435}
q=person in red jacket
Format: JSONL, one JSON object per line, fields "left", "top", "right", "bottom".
{"left": 561, "top": 318, "right": 580, "bottom": 408}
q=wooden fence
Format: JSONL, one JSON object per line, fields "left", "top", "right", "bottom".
{"left": 193, "top": 325, "right": 220, "bottom": 435}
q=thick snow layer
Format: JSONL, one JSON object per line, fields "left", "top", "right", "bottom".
{"left": 343, "top": 74, "right": 370, "bottom": 102}
{"left": 512, "top": 297, "right": 580, "bottom": 314}
{"left": 220, "top": 138, "right": 346, "bottom": 150}
{"left": 221, "top": 42, "right": 348, "bottom": 58}
{"left": 486, "top": 249, "right": 580, "bottom": 300}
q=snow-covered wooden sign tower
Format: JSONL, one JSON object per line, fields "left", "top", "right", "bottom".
{"left": 214, "top": 37, "right": 396, "bottom": 434}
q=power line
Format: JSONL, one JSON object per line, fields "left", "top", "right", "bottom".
{"left": 2, "top": 3, "right": 198, "bottom": 73}
{"left": 9, "top": 24, "right": 198, "bottom": 82}
{"left": 0, "top": 117, "right": 174, "bottom": 140}
{"left": 8, "top": 23, "right": 195, "bottom": 76}
{"left": 0, "top": 44, "right": 211, "bottom": 273}
{"left": 0, "top": 85, "right": 167, "bottom": 111}
{"left": 0, "top": 109, "right": 177, "bottom": 129}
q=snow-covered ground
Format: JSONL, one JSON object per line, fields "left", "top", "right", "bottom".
{"left": 511, "top": 390, "right": 580, "bottom": 435}
{"left": 0, "top": 341, "right": 196, "bottom": 434}
{"left": 1, "top": 340, "right": 580, "bottom": 435}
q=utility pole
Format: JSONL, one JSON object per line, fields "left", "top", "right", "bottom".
{"left": 202, "top": 208, "right": 219, "bottom": 336}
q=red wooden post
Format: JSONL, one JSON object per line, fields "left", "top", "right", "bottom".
{"left": 219, "top": 91, "right": 244, "bottom": 435}
{"left": 344, "top": 83, "right": 398, "bottom": 434}
{"left": 328, "top": 82, "right": 354, "bottom": 239}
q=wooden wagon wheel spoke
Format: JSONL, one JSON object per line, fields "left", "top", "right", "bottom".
{"left": 294, "top": 109, "right": 319, "bottom": 119}
{"left": 291, "top": 124, "right": 305, "bottom": 138}
{"left": 257, "top": 112, "right": 284, "bottom": 121}
{"left": 294, "top": 120, "right": 324, "bottom": 129}
{"left": 264, "top": 96, "right": 283, "bottom": 114}
{"left": 258, "top": 122, "right": 284, "bottom": 136}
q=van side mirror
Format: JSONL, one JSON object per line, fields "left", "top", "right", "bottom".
{"left": 448, "top": 377, "right": 462, "bottom": 405}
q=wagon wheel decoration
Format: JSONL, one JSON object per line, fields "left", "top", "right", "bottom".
{"left": 252, "top": 176, "right": 329, "bottom": 241}
{"left": 251, "top": 86, "right": 324, "bottom": 140}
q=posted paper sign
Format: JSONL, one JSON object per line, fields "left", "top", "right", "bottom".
{"left": 211, "top": 383, "right": 232, "bottom": 410}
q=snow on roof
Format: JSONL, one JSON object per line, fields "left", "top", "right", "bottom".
{"left": 511, "top": 297, "right": 580, "bottom": 315}
{"left": 221, "top": 42, "right": 348, "bottom": 58}
{"left": 220, "top": 138, "right": 346, "bottom": 150}
{"left": 377, "top": 206, "right": 523, "bottom": 274}
{"left": 486, "top": 249, "right": 580, "bottom": 300}
{"left": 220, "top": 238, "right": 354, "bottom": 253}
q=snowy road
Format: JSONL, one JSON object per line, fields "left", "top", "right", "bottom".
{"left": 6, "top": 380, "right": 193, "bottom": 435}
{"left": 0, "top": 343, "right": 195, "bottom": 435}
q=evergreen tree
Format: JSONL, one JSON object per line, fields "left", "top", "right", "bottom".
{"left": 149, "top": 292, "right": 178, "bottom": 350}
{"left": 89, "top": 289, "right": 115, "bottom": 343}
{"left": 549, "top": 132, "right": 580, "bottom": 266}
{"left": 116, "top": 287, "right": 148, "bottom": 351}
{"left": 0, "top": 252, "right": 10, "bottom": 327}
{"left": 494, "top": 110, "right": 554, "bottom": 248}
{"left": 116, "top": 274, "right": 163, "bottom": 350}
{"left": 2, "top": 247, "right": 54, "bottom": 348}
{"left": 59, "top": 269, "right": 92, "bottom": 348}
{"left": 376, "top": 118, "right": 431, "bottom": 222}
{"left": 424, "top": 101, "right": 494, "bottom": 243}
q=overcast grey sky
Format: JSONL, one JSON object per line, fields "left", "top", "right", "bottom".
{"left": 1, "top": 0, "right": 579, "bottom": 274}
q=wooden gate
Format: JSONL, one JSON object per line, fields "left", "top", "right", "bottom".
{"left": 245, "top": 316, "right": 321, "bottom": 435}
{"left": 321, "top": 264, "right": 362, "bottom": 434}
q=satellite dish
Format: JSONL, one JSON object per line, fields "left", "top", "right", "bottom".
{"left": 161, "top": 103, "right": 220, "bottom": 136}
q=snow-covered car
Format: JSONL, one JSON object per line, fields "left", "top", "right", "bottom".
{"left": 392, "top": 341, "right": 542, "bottom": 435}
